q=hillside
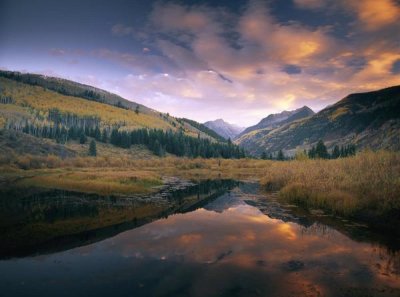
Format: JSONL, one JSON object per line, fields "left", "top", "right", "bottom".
{"left": 0, "top": 71, "right": 224, "bottom": 140}
{"left": 0, "top": 72, "right": 245, "bottom": 159}
{"left": 0, "top": 70, "right": 154, "bottom": 114}
{"left": 237, "top": 106, "right": 314, "bottom": 139}
{"left": 204, "top": 119, "right": 245, "bottom": 140}
{"left": 235, "top": 86, "right": 400, "bottom": 156}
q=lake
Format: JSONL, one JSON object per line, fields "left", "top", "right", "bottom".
{"left": 0, "top": 181, "right": 399, "bottom": 297}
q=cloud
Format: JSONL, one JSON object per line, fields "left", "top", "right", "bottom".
{"left": 92, "top": 48, "right": 182, "bottom": 76}
{"left": 238, "top": 1, "right": 338, "bottom": 66}
{"left": 100, "top": 0, "right": 400, "bottom": 126}
{"left": 49, "top": 48, "right": 66, "bottom": 56}
{"left": 150, "top": 3, "right": 215, "bottom": 34}
{"left": 346, "top": 0, "right": 400, "bottom": 31}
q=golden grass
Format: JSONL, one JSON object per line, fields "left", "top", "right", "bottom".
{"left": 0, "top": 78, "right": 220, "bottom": 141}
{"left": 260, "top": 151, "right": 400, "bottom": 216}
{"left": 0, "top": 77, "right": 176, "bottom": 130}
{"left": 0, "top": 155, "right": 269, "bottom": 194}
{"left": 16, "top": 169, "right": 163, "bottom": 195}
{"left": 1, "top": 151, "right": 399, "bottom": 218}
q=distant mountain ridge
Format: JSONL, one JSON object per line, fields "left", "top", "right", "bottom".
{"left": 237, "top": 106, "right": 314, "bottom": 138}
{"left": 204, "top": 119, "right": 245, "bottom": 140}
{"left": 235, "top": 86, "right": 400, "bottom": 156}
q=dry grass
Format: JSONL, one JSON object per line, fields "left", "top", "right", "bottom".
{"left": 0, "top": 155, "right": 269, "bottom": 194}
{"left": 16, "top": 169, "right": 163, "bottom": 195}
{"left": 1, "top": 151, "right": 399, "bottom": 217}
{"left": 0, "top": 77, "right": 175, "bottom": 130}
{"left": 260, "top": 151, "right": 400, "bottom": 216}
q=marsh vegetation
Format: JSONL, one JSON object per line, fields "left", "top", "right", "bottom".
{"left": 1, "top": 149, "right": 399, "bottom": 229}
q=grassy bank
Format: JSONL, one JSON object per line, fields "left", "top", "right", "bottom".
{"left": 1, "top": 151, "right": 399, "bottom": 222}
{"left": 260, "top": 151, "right": 400, "bottom": 220}
{"left": 0, "top": 155, "right": 268, "bottom": 195}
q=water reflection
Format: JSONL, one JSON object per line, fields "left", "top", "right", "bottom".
{"left": 0, "top": 184, "right": 399, "bottom": 297}
{"left": 0, "top": 179, "right": 237, "bottom": 258}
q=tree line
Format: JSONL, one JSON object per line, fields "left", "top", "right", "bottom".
{"left": 261, "top": 140, "right": 356, "bottom": 160}
{"left": 307, "top": 140, "right": 356, "bottom": 159}
{"left": 109, "top": 128, "right": 245, "bottom": 158}
{"left": 20, "top": 120, "right": 245, "bottom": 158}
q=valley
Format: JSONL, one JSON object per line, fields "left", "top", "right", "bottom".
{"left": 0, "top": 71, "right": 399, "bottom": 297}
{"left": 2, "top": 1, "right": 400, "bottom": 296}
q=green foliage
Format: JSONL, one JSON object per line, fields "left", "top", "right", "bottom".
{"left": 18, "top": 114, "right": 245, "bottom": 158}
{"left": 332, "top": 145, "right": 340, "bottom": 159}
{"left": 308, "top": 140, "right": 356, "bottom": 159}
{"left": 277, "top": 150, "right": 285, "bottom": 161}
{"left": 79, "top": 133, "right": 87, "bottom": 144}
{"left": 315, "top": 140, "right": 328, "bottom": 159}
{"left": 89, "top": 140, "right": 97, "bottom": 156}
{"left": 109, "top": 127, "right": 245, "bottom": 159}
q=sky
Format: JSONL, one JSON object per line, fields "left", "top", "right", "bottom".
{"left": 1, "top": 0, "right": 400, "bottom": 126}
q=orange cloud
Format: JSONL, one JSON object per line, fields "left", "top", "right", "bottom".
{"left": 151, "top": 3, "right": 213, "bottom": 33}
{"left": 348, "top": 0, "right": 400, "bottom": 31}
{"left": 101, "top": 0, "right": 400, "bottom": 126}
{"left": 238, "top": 1, "right": 335, "bottom": 65}
{"left": 351, "top": 52, "right": 400, "bottom": 89}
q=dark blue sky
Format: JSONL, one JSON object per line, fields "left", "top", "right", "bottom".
{"left": 1, "top": 0, "right": 399, "bottom": 125}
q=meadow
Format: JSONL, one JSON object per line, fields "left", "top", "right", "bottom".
{"left": 1, "top": 150, "right": 399, "bottom": 224}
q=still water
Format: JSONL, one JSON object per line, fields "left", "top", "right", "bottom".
{"left": 0, "top": 182, "right": 399, "bottom": 297}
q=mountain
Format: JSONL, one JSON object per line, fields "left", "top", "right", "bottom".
{"left": 0, "top": 71, "right": 245, "bottom": 159}
{"left": 235, "top": 86, "right": 400, "bottom": 156}
{"left": 0, "top": 70, "right": 154, "bottom": 114}
{"left": 204, "top": 119, "right": 245, "bottom": 140}
{"left": 237, "top": 106, "right": 314, "bottom": 139}
{"left": 0, "top": 70, "right": 223, "bottom": 141}
{"left": 180, "top": 118, "right": 227, "bottom": 142}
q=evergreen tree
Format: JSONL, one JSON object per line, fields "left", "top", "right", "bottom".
{"left": 101, "top": 129, "right": 108, "bottom": 143}
{"left": 261, "top": 152, "right": 267, "bottom": 160}
{"left": 340, "top": 146, "right": 346, "bottom": 157}
{"left": 135, "top": 105, "right": 140, "bottom": 115}
{"left": 79, "top": 132, "right": 87, "bottom": 144}
{"left": 94, "top": 126, "right": 101, "bottom": 141}
{"left": 347, "top": 144, "right": 356, "bottom": 156}
{"left": 89, "top": 139, "right": 97, "bottom": 156}
{"left": 110, "top": 128, "right": 120, "bottom": 145}
{"left": 332, "top": 145, "right": 340, "bottom": 159}
{"left": 308, "top": 146, "right": 316, "bottom": 159}
{"left": 315, "top": 140, "right": 328, "bottom": 159}
{"left": 277, "top": 149, "right": 285, "bottom": 161}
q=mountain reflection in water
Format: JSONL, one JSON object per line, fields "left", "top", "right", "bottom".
{"left": 0, "top": 183, "right": 399, "bottom": 297}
